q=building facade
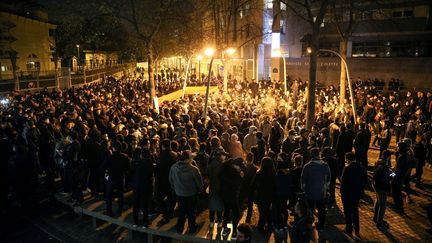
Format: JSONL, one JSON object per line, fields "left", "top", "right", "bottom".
{"left": 0, "top": 7, "right": 57, "bottom": 80}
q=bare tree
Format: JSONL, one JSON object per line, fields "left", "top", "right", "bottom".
{"left": 281, "top": 0, "right": 330, "bottom": 129}
{"left": 328, "top": 0, "right": 360, "bottom": 105}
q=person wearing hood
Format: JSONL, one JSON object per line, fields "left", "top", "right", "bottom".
{"left": 169, "top": 150, "right": 203, "bottom": 233}
{"left": 243, "top": 126, "right": 257, "bottom": 153}
{"left": 373, "top": 150, "right": 391, "bottom": 228}
{"left": 230, "top": 133, "right": 245, "bottom": 159}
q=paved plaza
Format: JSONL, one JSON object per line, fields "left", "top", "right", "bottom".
{"left": 35, "top": 136, "right": 431, "bottom": 243}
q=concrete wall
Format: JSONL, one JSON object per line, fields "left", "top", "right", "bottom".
{"left": 285, "top": 57, "right": 432, "bottom": 89}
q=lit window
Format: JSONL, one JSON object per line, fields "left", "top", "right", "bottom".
{"left": 281, "top": 2, "right": 286, "bottom": 10}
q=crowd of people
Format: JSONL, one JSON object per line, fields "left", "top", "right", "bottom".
{"left": 1, "top": 72, "right": 431, "bottom": 242}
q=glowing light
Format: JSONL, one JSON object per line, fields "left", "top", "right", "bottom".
{"left": 0, "top": 99, "right": 9, "bottom": 105}
{"left": 197, "top": 54, "right": 203, "bottom": 60}
{"left": 204, "top": 48, "right": 215, "bottom": 57}
{"left": 307, "top": 47, "right": 312, "bottom": 54}
{"left": 225, "top": 48, "right": 236, "bottom": 55}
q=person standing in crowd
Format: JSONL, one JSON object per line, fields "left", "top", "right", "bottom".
{"left": 236, "top": 223, "right": 253, "bottom": 243}
{"left": 301, "top": 148, "right": 331, "bottom": 230}
{"left": 321, "top": 147, "right": 338, "bottom": 206}
{"left": 104, "top": 140, "right": 130, "bottom": 216}
{"left": 254, "top": 157, "right": 276, "bottom": 232}
{"left": 169, "top": 150, "right": 203, "bottom": 234}
{"left": 156, "top": 139, "right": 178, "bottom": 223}
{"left": 243, "top": 126, "right": 257, "bottom": 153}
{"left": 220, "top": 158, "right": 244, "bottom": 239}
{"left": 241, "top": 152, "right": 258, "bottom": 224}
{"left": 354, "top": 123, "right": 371, "bottom": 169}
{"left": 269, "top": 120, "right": 284, "bottom": 153}
{"left": 392, "top": 142, "right": 410, "bottom": 215}
{"left": 131, "top": 147, "right": 154, "bottom": 227}
{"left": 340, "top": 152, "right": 368, "bottom": 239}
{"left": 394, "top": 110, "right": 407, "bottom": 143}
{"left": 66, "top": 131, "right": 83, "bottom": 205}
{"left": 373, "top": 150, "right": 392, "bottom": 228}
{"left": 274, "top": 154, "right": 293, "bottom": 232}
{"left": 413, "top": 136, "right": 427, "bottom": 188}
{"left": 379, "top": 121, "right": 391, "bottom": 158}
{"left": 207, "top": 138, "right": 227, "bottom": 229}
{"left": 290, "top": 200, "right": 314, "bottom": 243}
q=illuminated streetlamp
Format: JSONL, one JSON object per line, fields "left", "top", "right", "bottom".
{"left": 76, "top": 44, "right": 80, "bottom": 70}
{"left": 203, "top": 47, "right": 215, "bottom": 119}
{"left": 307, "top": 47, "right": 358, "bottom": 124}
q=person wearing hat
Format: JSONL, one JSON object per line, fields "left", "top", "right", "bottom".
{"left": 169, "top": 150, "right": 203, "bottom": 233}
{"left": 340, "top": 152, "right": 368, "bottom": 239}
{"left": 301, "top": 147, "right": 331, "bottom": 230}
{"left": 392, "top": 142, "right": 410, "bottom": 215}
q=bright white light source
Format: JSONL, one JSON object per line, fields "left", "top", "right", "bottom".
{"left": 1, "top": 99, "right": 9, "bottom": 105}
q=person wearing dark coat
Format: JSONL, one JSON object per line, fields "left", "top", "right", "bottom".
{"left": 240, "top": 153, "right": 258, "bottom": 224}
{"left": 413, "top": 137, "right": 427, "bottom": 187}
{"left": 290, "top": 199, "right": 314, "bottom": 243}
{"left": 354, "top": 123, "right": 371, "bottom": 169}
{"left": 254, "top": 157, "right": 276, "bottom": 231}
{"left": 340, "top": 152, "right": 368, "bottom": 238}
{"left": 219, "top": 157, "right": 244, "bottom": 238}
{"left": 392, "top": 142, "right": 411, "bottom": 214}
{"left": 65, "top": 131, "right": 83, "bottom": 204}
{"left": 131, "top": 147, "right": 154, "bottom": 226}
{"left": 156, "top": 139, "right": 178, "bottom": 222}
{"left": 274, "top": 155, "right": 293, "bottom": 230}
{"left": 373, "top": 150, "right": 392, "bottom": 228}
{"left": 322, "top": 147, "right": 338, "bottom": 206}
{"left": 104, "top": 140, "right": 130, "bottom": 216}
{"left": 8, "top": 142, "right": 36, "bottom": 211}
{"left": 336, "top": 125, "right": 350, "bottom": 173}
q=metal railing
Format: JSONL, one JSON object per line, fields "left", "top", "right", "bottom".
{"left": 0, "top": 63, "right": 135, "bottom": 93}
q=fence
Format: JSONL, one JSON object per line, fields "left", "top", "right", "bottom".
{"left": 0, "top": 63, "right": 135, "bottom": 93}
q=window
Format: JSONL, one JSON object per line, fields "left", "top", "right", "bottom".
{"left": 281, "top": 2, "right": 286, "bottom": 10}
{"left": 26, "top": 61, "right": 40, "bottom": 70}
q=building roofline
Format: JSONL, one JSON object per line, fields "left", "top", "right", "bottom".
{"left": 0, "top": 10, "right": 57, "bottom": 27}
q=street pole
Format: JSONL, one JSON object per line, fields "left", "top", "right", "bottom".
{"left": 282, "top": 56, "right": 287, "bottom": 96}
{"left": 198, "top": 59, "right": 201, "bottom": 84}
{"left": 182, "top": 55, "right": 192, "bottom": 98}
{"left": 319, "top": 49, "right": 358, "bottom": 124}
{"left": 203, "top": 56, "right": 214, "bottom": 119}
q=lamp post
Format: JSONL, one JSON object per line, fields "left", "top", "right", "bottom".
{"left": 203, "top": 48, "right": 215, "bottom": 119}
{"left": 222, "top": 48, "right": 236, "bottom": 94}
{"left": 307, "top": 47, "right": 358, "bottom": 124}
{"left": 197, "top": 54, "right": 202, "bottom": 84}
{"left": 76, "top": 44, "right": 80, "bottom": 71}
{"left": 273, "top": 49, "right": 287, "bottom": 96}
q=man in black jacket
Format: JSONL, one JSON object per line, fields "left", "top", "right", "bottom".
{"left": 373, "top": 150, "right": 391, "bottom": 228}
{"left": 104, "top": 140, "right": 130, "bottom": 216}
{"left": 354, "top": 123, "right": 371, "bottom": 169}
{"left": 156, "top": 139, "right": 178, "bottom": 223}
{"left": 340, "top": 152, "right": 368, "bottom": 239}
{"left": 392, "top": 142, "right": 410, "bottom": 215}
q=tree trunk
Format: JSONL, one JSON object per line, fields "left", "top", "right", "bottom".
{"left": 147, "top": 44, "right": 156, "bottom": 107}
{"left": 306, "top": 34, "right": 319, "bottom": 130}
{"left": 339, "top": 38, "right": 348, "bottom": 106}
